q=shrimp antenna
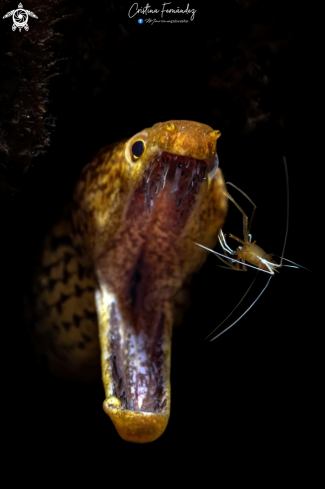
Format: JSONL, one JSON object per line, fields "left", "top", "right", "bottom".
{"left": 208, "top": 275, "right": 272, "bottom": 341}
{"left": 280, "top": 157, "right": 289, "bottom": 266}
{"left": 272, "top": 254, "right": 313, "bottom": 273}
{"left": 205, "top": 272, "right": 258, "bottom": 340}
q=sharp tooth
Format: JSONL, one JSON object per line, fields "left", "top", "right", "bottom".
{"left": 161, "top": 398, "right": 167, "bottom": 410}
{"left": 173, "top": 164, "right": 182, "bottom": 192}
{"left": 161, "top": 163, "right": 169, "bottom": 190}
{"left": 154, "top": 398, "right": 160, "bottom": 412}
{"left": 192, "top": 162, "right": 196, "bottom": 180}
{"left": 154, "top": 174, "right": 161, "bottom": 194}
{"left": 146, "top": 161, "right": 154, "bottom": 183}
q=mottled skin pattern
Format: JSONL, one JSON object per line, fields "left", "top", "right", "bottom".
{"left": 31, "top": 209, "right": 101, "bottom": 383}
{"left": 30, "top": 120, "right": 228, "bottom": 443}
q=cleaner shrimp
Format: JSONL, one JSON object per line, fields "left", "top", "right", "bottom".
{"left": 196, "top": 157, "right": 310, "bottom": 341}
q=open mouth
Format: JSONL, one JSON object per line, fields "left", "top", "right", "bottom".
{"left": 127, "top": 151, "right": 210, "bottom": 226}
{"left": 96, "top": 151, "right": 212, "bottom": 442}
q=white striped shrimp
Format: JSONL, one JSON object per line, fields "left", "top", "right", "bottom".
{"left": 196, "top": 157, "right": 311, "bottom": 341}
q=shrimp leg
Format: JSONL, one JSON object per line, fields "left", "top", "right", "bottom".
{"left": 224, "top": 190, "right": 250, "bottom": 242}
{"left": 218, "top": 231, "right": 245, "bottom": 271}
{"left": 226, "top": 181, "right": 257, "bottom": 234}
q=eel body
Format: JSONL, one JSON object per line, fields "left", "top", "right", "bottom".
{"left": 30, "top": 120, "right": 228, "bottom": 442}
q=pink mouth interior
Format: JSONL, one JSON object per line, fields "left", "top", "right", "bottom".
{"left": 127, "top": 152, "right": 209, "bottom": 228}
{"left": 108, "top": 152, "right": 210, "bottom": 413}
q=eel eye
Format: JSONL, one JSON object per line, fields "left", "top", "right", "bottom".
{"left": 132, "top": 140, "right": 145, "bottom": 159}
{"left": 125, "top": 131, "right": 148, "bottom": 165}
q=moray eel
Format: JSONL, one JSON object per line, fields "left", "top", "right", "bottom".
{"left": 30, "top": 120, "right": 227, "bottom": 443}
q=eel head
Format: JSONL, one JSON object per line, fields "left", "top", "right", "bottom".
{"left": 71, "top": 120, "right": 227, "bottom": 442}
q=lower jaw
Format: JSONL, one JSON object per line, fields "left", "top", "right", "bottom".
{"left": 103, "top": 401, "right": 169, "bottom": 443}
{"left": 95, "top": 286, "right": 172, "bottom": 443}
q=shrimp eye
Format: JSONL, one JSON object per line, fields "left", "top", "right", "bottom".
{"left": 132, "top": 140, "right": 145, "bottom": 159}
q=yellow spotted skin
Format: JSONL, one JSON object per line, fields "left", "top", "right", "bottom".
{"left": 30, "top": 120, "right": 228, "bottom": 442}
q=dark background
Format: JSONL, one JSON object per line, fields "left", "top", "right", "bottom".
{"left": 0, "top": 0, "right": 321, "bottom": 478}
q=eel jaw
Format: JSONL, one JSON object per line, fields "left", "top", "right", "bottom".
{"left": 103, "top": 401, "right": 169, "bottom": 444}
{"left": 95, "top": 286, "right": 172, "bottom": 443}
{"left": 94, "top": 151, "right": 211, "bottom": 443}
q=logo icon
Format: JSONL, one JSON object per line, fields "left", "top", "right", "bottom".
{"left": 3, "top": 3, "right": 38, "bottom": 32}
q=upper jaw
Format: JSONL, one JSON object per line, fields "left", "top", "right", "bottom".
{"left": 128, "top": 150, "right": 213, "bottom": 224}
